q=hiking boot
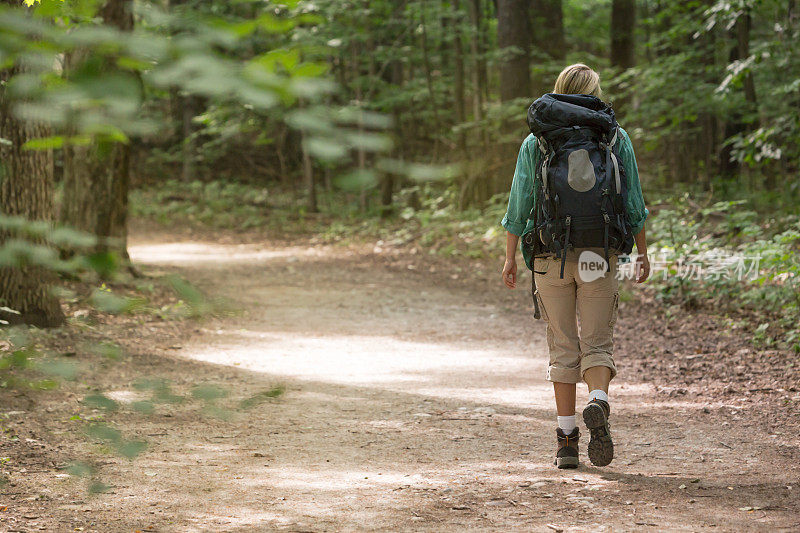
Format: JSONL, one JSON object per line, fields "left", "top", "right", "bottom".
{"left": 582, "top": 399, "right": 613, "bottom": 466}
{"left": 554, "top": 427, "right": 580, "bottom": 469}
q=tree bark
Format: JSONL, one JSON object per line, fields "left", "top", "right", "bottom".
{"left": 531, "top": 0, "right": 565, "bottom": 60}
{"left": 452, "top": 0, "right": 467, "bottom": 151}
{"left": 0, "top": 64, "right": 66, "bottom": 327}
{"left": 719, "top": 8, "right": 758, "bottom": 176}
{"left": 468, "top": 0, "right": 486, "bottom": 145}
{"left": 60, "top": 0, "right": 135, "bottom": 261}
{"left": 497, "top": 0, "right": 531, "bottom": 102}
{"left": 530, "top": 0, "right": 565, "bottom": 96}
{"left": 301, "top": 132, "right": 317, "bottom": 214}
{"left": 610, "top": 0, "right": 636, "bottom": 69}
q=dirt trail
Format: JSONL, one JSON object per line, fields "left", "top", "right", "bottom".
{"left": 9, "top": 230, "right": 797, "bottom": 532}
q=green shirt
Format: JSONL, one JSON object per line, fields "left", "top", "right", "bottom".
{"left": 501, "top": 128, "right": 648, "bottom": 267}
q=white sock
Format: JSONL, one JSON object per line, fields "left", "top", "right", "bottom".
{"left": 588, "top": 389, "right": 609, "bottom": 403}
{"left": 557, "top": 415, "right": 576, "bottom": 433}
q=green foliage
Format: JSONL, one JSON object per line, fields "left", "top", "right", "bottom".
{"left": 648, "top": 194, "right": 800, "bottom": 351}
{"left": 239, "top": 385, "right": 286, "bottom": 409}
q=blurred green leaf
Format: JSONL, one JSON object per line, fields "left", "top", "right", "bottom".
{"left": 22, "top": 135, "right": 63, "bottom": 150}
{"left": 87, "top": 341, "right": 125, "bottom": 360}
{"left": 36, "top": 358, "right": 80, "bottom": 380}
{"left": 333, "top": 169, "right": 377, "bottom": 191}
{"left": 31, "top": 379, "right": 59, "bottom": 390}
{"left": 166, "top": 276, "right": 212, "bottom": 317}
{"left": 130, "top": 401, "right": 154, "bottom": 414}
{"left": 86, "top": 423, "right": 122, "bottom": 444}
{"left": 89, "top": 288, "right": 145, "bottom": 314}
{"left": 89, "top": 481, "right": 112, "bottom": 494}
{"left": 239, "top": 385, "right": 285, "bottom": 410}
{"left": 64, "top": 461, "right": 93, "bottom": 478}
{"left": 116, "top": 439, "right": 147, "bottom": 459}
{"left": 191, "top": 384, "right": 229, "bottom": 401}
{"left": 82, "top": 394, "right": 119, "bottom": 412}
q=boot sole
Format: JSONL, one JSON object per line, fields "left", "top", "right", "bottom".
{"left": 555, "top": 456, "right": 579, "bottom": 469}
{"left": 583, "top": 403, "right": 613, "bottom": 467}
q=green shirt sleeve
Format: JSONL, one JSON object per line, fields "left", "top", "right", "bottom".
{"left": 617, "top": 128, "right": 649, "bottom": 235}
{"left": 501, "top": 134, "right": 539, "bottom": 237}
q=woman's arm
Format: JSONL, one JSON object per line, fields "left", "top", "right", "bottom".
{"left": 503, "top": 231, "right": 520, "bottom": 288}
{"left": 500, "top": 136, "right": 537, "bottom": 289}
{"left": 634, "top": 223, "right": 650, "bottom": 283}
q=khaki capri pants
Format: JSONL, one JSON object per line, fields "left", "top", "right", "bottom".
{"left": 533, "top": 251, "right": 620, "bottom": 384}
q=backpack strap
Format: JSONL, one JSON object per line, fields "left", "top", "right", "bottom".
{"left": 536, "top": 136, "right": 551, "bottom": 200}
{"left": 606, "top": 127, "right": 622, "bottom": 196}
{"left": 560, "top": 215, "right": 571, "bottom": 279}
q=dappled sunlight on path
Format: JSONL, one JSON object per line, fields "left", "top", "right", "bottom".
{"left": 120, "top": 237, "right": 799, "bottom": 532}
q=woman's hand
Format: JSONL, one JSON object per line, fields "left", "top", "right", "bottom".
{"left": 636, "top": 253, "right": 650, "bottom": 283}
{"left": 502, "top": 258, "right": 517, "bottom": 288}
{"left": 634, "top": 224, "right": 649, "bottom": 283}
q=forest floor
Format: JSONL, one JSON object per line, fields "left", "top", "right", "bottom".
{"left": 1, "top": 220, "right": 799, "bottom": 532}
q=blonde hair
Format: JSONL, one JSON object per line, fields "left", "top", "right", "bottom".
{"left": 553, "top": 64, "right": 602, "bottom": 97}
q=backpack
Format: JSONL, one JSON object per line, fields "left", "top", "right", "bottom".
{"left": 522, "top": 93, "right": 634, "bottom": 280}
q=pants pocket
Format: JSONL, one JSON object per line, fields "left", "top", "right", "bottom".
{"left": 608, "top": 291, "right": 620, "bottom": 327}
{"left": 535, "top": 289, "right": 550, "bottom": 322}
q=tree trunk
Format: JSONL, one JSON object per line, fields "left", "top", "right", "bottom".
{"left": 719, "top": 9, "right": 758, "bottom": 176}
{"left": 736, "top": 10, "right": 757, "bottom": 109}
{"left": 531, "top": 0, "right": 565, "bottom": 60}
{"left": 468, "top": 0, "right": 486, "bottom": 146}
{"left": 530, "top": 0, "right": 565, "bottom": 96}
{"left": 419, "top": 2, "right": 442, "bottom": 136}
{"left": 301, "top": 132, "right": 317, "bottom": 214}
{"left": 610, "top": 0, "right": 636, "bottom": 69}
{"left": 181, "top": 95, "right": 198, "bottom": 182}
{"left": 0, "top": 64, "right": 66, "bottom": 327}
{"left": 452, "top": 0, "right": 467, "bottom": 151}
{"left": 497, "top": 0, "right": 531, "bottom": 102}
{"left": 60, "top": 0, "right": 135, "bottom": 261}
{"left": 380, "top": 59, "right": 403, "bottom": 216}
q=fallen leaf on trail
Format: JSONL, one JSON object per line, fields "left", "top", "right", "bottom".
{"left": 679, "top": 484, "right": 687, "bottom": 489}
{"left": 546, "top": 524, "right": 564, "bottom": 532}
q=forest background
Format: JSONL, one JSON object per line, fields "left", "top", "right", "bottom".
{"left": 0, "top": 0, "right": 799, "bottom": 502}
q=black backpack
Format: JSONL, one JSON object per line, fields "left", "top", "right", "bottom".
{"left": 522, "top": 93, "right": 634, "bottom": 279}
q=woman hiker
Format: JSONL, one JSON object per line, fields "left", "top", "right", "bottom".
{"left": 500, "top": 64, "right": 650, "bottom": 469}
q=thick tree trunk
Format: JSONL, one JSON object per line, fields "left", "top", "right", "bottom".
{"left": 610, "top": 0, "right": 636, "bottom": 115}
{"left": 610, "top": 0, "right": 636, "bottom": 69}
{"left": 497, "top": 0, "right": 531, "bottom": 102}
{"left": 530, "top": 0, "right": 565, "bottom": 96}
{"left": 0, "top": 66, "right": 66, "bottom": 327}
{"left": 531, "top": 0, "right": 565, "bottom": 60}
{"left": 60, "top": 0, "right": 135, "bottom": 260}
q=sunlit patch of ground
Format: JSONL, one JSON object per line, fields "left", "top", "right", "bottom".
{"left": 98, "top": 237, "right": 800, "bottom": 531}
